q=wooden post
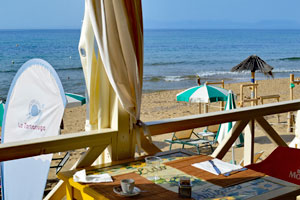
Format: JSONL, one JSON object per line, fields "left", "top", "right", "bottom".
{"left": 244, "top": 120, "right": 255, "bottom": 165}
{"left": 204, "top": 103, "right": 208, "bottom": 113}
{"left": 220, "top": 80, "right": 225, "bottom": 111}
{"left": 291, "top": 74, "right": 294, "bottom": 101}
{"left": 240, "top": 84, "right": 244, "bottom": 107}
{"left": 199, "top": 103, "right": 201, "bottom": 114}
{"left": 254, "top": 81, "right": 258, "bottom": 105}
{"left": 288, "top": 74, "right": 294, "bottom": 132}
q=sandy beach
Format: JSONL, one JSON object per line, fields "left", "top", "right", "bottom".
{"left": 47, "top": 77, "right": 300, "bottom": 193}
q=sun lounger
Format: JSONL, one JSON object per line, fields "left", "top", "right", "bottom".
{"left": 197, "top": 124, "right": 219, "bottom": 144}
{"left": 50, "top": 152, "right": 70, "bottom": 174}
{"left": 164, "top": 129, "right": 214, "bottom": 154}
{"left": 239, "top": 150, "right": 264, "bottom": 167}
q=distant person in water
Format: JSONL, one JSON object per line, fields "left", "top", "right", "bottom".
{"left": 197, "top": 76, "right": 201, "bottom": 85}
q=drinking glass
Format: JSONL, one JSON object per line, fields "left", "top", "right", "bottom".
{"left": 145, "top": 156, "right": 162, "bottom": 182}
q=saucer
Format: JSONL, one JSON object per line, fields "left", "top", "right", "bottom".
{"left": 113, "top": 185, "right": 141, "bottom": 197}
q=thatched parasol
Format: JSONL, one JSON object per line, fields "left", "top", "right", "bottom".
{"left": 231, "top": 55, "right": 274, "bottom": 83}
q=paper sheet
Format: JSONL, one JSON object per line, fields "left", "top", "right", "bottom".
{"left": 192, "top": 158, "right": 242, "bottom": 175}
{"left": 73, "top": 169, "right": 113, "bottom": 183}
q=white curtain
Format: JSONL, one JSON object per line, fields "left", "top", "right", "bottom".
{"left": 78, "top": 0, "right": 145, "bottom": 146}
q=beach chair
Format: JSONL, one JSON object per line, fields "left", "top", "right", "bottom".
{"left": 239, "top": 150, "right": 264, "bottom": 167}
{"left": 197, "top": 124, "right": 219, "bottom": 144}
{"left": 50, "top": 152, "right": 71, "bottom": 174}
{"left": 164, "top": 129, "right": 214, "bottom": 154}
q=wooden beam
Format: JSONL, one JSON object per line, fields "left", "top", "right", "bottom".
{"left": 146, "top": 100, "right": 300, "bottom": 136}
{"left": 0, "top": 129, "right": 116, "bottom": 162}
{"left": 205, "top": 81, "right": 224, "bottom": 86}
{"left": 244, "top": 98, "right": 259, "bottom": 103}
{"left": 240, "top": 83, "right": 259, "bottom": 87}
{"left": 212, "top": 119, "right": 249, "bottom": 159}
{"left": 140, "top": 132, "right": 161, "bottom": 155}
{"left": 243, "top": 121, "right": 255, "bottom": 165}
{"left": 255, "top": 116, "right": 288, "bottom": 147}
{"left": 75, "top": 145, "right": 109, "bottom": 168}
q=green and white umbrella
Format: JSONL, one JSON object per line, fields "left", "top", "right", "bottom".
{"left": 65, "top": 93, "right": 86, "bottom": 108}
{"left": 0, "top": 93, "right": 86, "bottom": 127}
{"left": 0, "top": 101, "right": 4, "bottom": 127}
{"left": 176, "top": 84, "right": 229, "bottom": 103}
{"left": 216, "top": 90, "right": 244, "bottom": 163}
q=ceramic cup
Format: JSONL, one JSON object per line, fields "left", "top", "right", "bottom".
{"left": 120, "top": 179, "right": 135, "bottom": 194}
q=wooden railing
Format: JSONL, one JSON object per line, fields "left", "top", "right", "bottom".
{"left": 0, "top": 100, "right": 300, "bottom": 164}
{"left": 1, "top": 100, "right": 299, "bottom": 200}
{"left": 0, "top": 128, "right": 117, "bottom": 162}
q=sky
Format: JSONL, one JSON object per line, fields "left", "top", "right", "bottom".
{"left": 1, "top": 0, "right": 300, "bottom": 29}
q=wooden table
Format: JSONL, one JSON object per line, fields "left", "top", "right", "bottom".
{"left": 58, "top": 150, "right": 300, "bottom": 200}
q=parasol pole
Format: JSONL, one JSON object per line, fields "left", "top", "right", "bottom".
{"left": 197, "top": 76, "right": 201, "bottom": 114}
{"left": 251, "top": 71, "right": 255, "bottom": 106}
{"left": 231, "top": 146, "right": 236, "bottom": 164}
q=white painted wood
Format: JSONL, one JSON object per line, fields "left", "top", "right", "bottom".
{"left": 243, "top": 121, "right": 255, "bottom": 165}
{"left": 212, "top": 119, "right": 249, "bottom": 159}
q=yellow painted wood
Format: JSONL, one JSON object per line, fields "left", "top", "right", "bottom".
{"left": 96, "top": 86, "right": 118, "bottom": 165}
{"left": 76, "top": 144, "right": 109, "bottom": 168}
{"left": 243, "top": 98, "right": 260, "bottom": 103}
{"left": 0, "top": 129, "right": 116, "bottom": 162}
{"left": 243, "top": 121, "right": 255, "bottom": 166}
{"left": 212, "top": 119, "right": 249, "bottom": 159}
{"left": 239, "top": 83, "right": 259, "bottom": 107}
{"left": 115, "top": 101, "right": 135, "bottom": 160}
{"left": 254, "top": 81, "right": 258, "bottom": 105}
{"left": 240, "top": 84, "right": 244, "bottom": 107}
{"left": 205, "top": 81, "right": 224, "bottom": 86}
{"left": 140, "top": 131, "right": 161, "bottom": 155}
{"left": 255, "top": 116, "right": 288, "bottom": 147}
{"left": 44, "top": 181, "right": 66, "bottom": 200}
{"left": 240, "top": 83, "right": 259, "bottom": 87}
{"left": 289, "top": 74, "right": 295, "bottom": 132}
{"left": 66, "top": 181, "right": 73, "bottom": 200}
{"left": 146, "top": 100, "right": 300, "bottom": 136}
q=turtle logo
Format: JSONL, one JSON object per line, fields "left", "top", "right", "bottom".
{"left": 27, "top": 100, "right": 43, "bottom": 123}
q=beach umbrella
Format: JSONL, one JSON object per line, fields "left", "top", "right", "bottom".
{"left": 0, "top": 93, "right": 85, "bottom": 127}
{"left": 231, "top": 55, "right": 274, "bottom": 84}
{"left": 65, "top": 93, "right": 86, "bottom": 108}
{"left": 216, "top": 90, "right": 244, "bottom": 163}
{"left": 176, "top": 84, "right": 229, "bottom": 104}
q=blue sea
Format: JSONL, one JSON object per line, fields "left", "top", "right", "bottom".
{"left": 1, "top": 29, "right": 300, "bottom": 100}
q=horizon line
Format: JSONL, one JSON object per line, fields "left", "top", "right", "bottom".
{"left": 2, "top": 28, "right": 300, "bottom": 31}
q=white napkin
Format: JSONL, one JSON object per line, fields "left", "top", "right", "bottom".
{"left": 73, "top": 169, "right": 113, "bottom": 183}
{"left": 192, "top": 158, "right": 242, "bottom": 175}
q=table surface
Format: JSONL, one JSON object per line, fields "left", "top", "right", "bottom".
{"left": 58, "top": 150, "right": 300, "bottom": 200}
